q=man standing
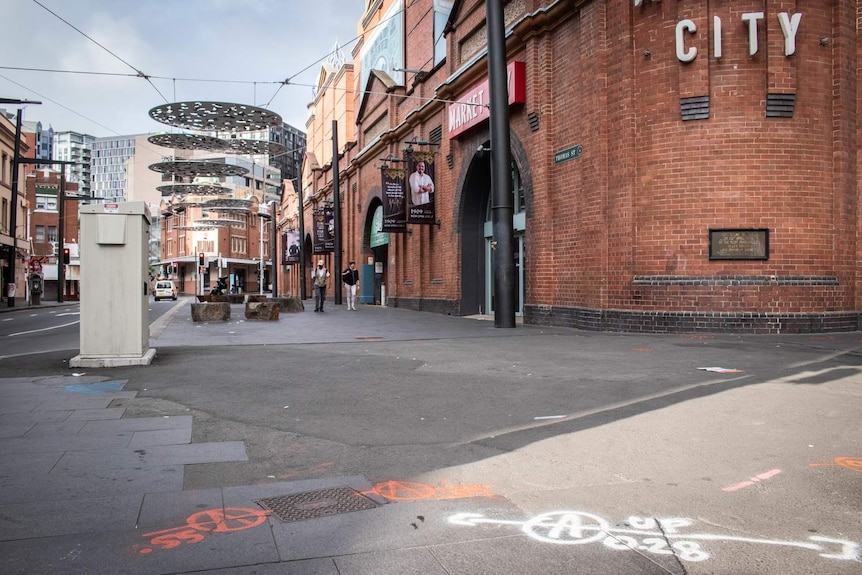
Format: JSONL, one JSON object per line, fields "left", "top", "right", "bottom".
{"left": 342, "top": 261, "right": 360, "bottom": 310}
{"left": 311, "top": 259, "right": 330, "bottom": 312}
{"left": 409, "top": 160, "right": 434, "bottom": 206}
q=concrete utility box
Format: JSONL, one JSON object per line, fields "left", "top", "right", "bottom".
{"left": 70, "top": 202, "right": 156, "bottom": 367}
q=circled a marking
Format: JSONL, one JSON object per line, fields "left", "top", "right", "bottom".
{"left": 522, "top": 511, "right": 610, "bottom": 545}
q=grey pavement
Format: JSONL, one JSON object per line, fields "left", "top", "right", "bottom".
{"left": 0, "top": 297, "right": 860, "bottom": 574}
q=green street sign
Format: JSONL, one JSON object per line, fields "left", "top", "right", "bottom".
{"left": 554, "top": 145, "right": 583, "bottom": 164}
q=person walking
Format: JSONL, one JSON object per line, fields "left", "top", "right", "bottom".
{"left": 342, "top": 261, "right": 360, "bottom": 310}
{"left": 311, "top": 259, "right": 330, "bottom": 312}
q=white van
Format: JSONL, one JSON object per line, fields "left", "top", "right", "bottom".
{"left": 153, "top": 280, "right": 177, "bottom": 301}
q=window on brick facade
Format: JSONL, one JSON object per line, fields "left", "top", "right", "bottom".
{"left": 433, "top": 0, "right": 453, "bottom": 66}
{"left": 35, "top": 225, "right": 45, "bottom": 242}
{"left": 47, "top": 225, "right": 57, "bottom": 243}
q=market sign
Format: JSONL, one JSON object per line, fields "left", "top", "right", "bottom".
{"left": 448, "top": 61, "right": 525, "bottom": 139}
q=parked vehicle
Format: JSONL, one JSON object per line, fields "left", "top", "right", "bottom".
{"left": 153, "top": 280, "right": 177, "bottom": 301}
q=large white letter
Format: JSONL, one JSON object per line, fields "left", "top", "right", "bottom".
{"left": 676, "top": 20, "right": 697, "bottom": 62}
{"left": 741, "top": 12, "right": 764, "bottom": 56}
{"left": 777, "top": 12, "right": 802, "bottom": 56}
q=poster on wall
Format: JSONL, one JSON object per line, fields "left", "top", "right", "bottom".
{"left": 381, "top": 166, "right": 407, "bottom": 233}
{"left": 359, "top": 0, "right": 404, "bottom": 89}
{"left": 283, "top": 230, "right": 300, "bottom": 265}
{"left": 313, "top": 208, "right": 334, "bottom": 254}
{"left": 405, "top": 151, "right": 437, "bottom": 225}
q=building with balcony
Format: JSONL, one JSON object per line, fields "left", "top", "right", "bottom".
{"left": 53, "top": 131, "right": 94, "bottom": 198}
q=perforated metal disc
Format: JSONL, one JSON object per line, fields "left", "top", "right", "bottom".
{"left": 157, "top": 183, "right": 231, "bottom": 196}
{"left": 202, "top": 198, "right": 253, "bottom": 209}
{"left": 147, "top": 133, "right": 227, "bottom": 151}
{"left": 149, "top": 101, "right": 283, "bottom": 132}
{"left": 149, "top": 161, "right": 249, "bottom": 178}
{"left": 223, "top": 138, "right": 287, "bottom": 156}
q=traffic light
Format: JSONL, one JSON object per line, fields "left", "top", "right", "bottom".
{"left": 62, "top": 248, "right": 70, "bottom": 264}
{"left": 198, "top": 252, "right": 205, "bottom": 267}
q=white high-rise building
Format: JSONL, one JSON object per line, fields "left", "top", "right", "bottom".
{"left": 52, "top": 131, "right": 94, "bottom": 197}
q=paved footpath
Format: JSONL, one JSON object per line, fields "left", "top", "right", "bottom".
{"left": 0, "top": 298, "right": 860, "bottom": 574}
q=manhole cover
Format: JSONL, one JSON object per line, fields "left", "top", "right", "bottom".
{"left": 255, "top": 487, "right": 379, "bottom": 523}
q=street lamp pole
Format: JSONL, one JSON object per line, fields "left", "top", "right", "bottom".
{"left": 295, "top": 178, "right": 307, "bottom": 300}
{"left": 270, "top": 200, "right": 278, "bottom": 297}
{"left": 486, "top": 0, "right": 516, "bottom": 328}
{"left": 6, "top": 109, "right": 24, "bottom": 307}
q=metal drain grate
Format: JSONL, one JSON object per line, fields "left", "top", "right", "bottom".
{"left": 255, "top": 487, "right": 379, "bottom": 523}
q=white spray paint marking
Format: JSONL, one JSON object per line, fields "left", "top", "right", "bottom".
{"left": 723, "top": 469, "right": 783, "bottom": 491}
{"left": 448, "top": 511, "right": 860, "bottom": 562}
{"left": 7, "top": 320, "right": 79, "bottom": 336}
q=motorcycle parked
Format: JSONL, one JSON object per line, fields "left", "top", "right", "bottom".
{"left": 210, "top": 276, "right": 229, "bottom": 295}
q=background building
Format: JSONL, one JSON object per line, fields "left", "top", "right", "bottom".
{"left": 52, "top": 131, "right": 93, "bottom": 198}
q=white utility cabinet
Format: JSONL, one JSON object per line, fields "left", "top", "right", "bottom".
{"left": 70, "top": 202, "right": 156, "bottom": 367}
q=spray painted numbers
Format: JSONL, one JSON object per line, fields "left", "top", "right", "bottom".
{"left": 448, "top": 511, "right": 860, "bottom": 562}
{"left": 137, "top": 507, "right": 269, "bottom": 554}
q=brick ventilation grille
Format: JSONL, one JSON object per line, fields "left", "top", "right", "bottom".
{"left": 766, "top": 93, "right": 795, "bottom": 118}
{"left": 680, "top": 96, "right": 710, "bottom": 121}
{"left": 429, "top": 125, "right": 443, "bottom": 145}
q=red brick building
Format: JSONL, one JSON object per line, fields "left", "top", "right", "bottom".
{"left": 301, "top": 0, "right": 860, "bottom": 333}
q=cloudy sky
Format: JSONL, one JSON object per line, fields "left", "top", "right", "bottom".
{"left": 0, "top": 0, "right": 365, "bottom": 137}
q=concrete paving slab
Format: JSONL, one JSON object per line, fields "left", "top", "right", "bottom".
{"left": 65, "top": 407, "right": 126, "bottom": 420}
{"left": 333, "top": 547, "right": 450, "bottom": 575}
{"left": 0, "top": 433, "right": 135, "bottom": 454}
{"left": 0, "top": 465, "right": 184, "bottom": 504}
{"left": 56, "top": 441, "right": 248, "bottom": 470}
{"left": 173, "top": 560, "right": 340, "bottom": 575}
{"left": 79, "top": 415, "right": 193, "bottom": 434}
{"left": 137, "top": 487, "right": 225, "bottom": 530}
{"left": 128, "top": 428, "right": 192, "bottom": 449}
{"left": 0, "top": 493, "right": 142, "bottom": 540}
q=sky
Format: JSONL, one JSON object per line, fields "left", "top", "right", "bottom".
{"left": 0, "top": 0, "right": 366, "bottom": 138}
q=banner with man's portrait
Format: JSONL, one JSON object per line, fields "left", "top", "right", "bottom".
{"left": 283, "top": 230, "right": 300, "bottom": 265}
{"left": 381, "top": 166, "right": 407, "bottom": 233}
{"left": 406, "top": 151, "right": 436, "bottom": 224}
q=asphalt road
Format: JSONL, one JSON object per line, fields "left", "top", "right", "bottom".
{"left": 0, "top": 299, "right": 860, "bottom": 574}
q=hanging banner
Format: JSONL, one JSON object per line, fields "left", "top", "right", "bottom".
{"left": 313, "top": 209, "right": 328, "bottom": 254}
{"left": 323, "top": 207, "right": 335, "bottom": 252}
{"left": 381, "top": 166, "right": 407, "bottom": 233}
{"left": 283, "top": 230, "right": 300, "bottom": 265}
{"left": 406, "top": 151, "right": 436, "bottom": 225}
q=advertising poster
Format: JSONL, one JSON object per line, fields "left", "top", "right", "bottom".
{"left": 406, "top": 151, "right": 436, "bottom": 225}
{"left": 313, "top": 209, "right": 327, "bottom": 254}
{"left": 381, "top": 166, "right": 407, "bottom": 233}
{"left": 283, "top": 230, "right": 300, "bottom": 265}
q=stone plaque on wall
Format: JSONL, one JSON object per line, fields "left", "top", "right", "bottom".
{"left": 709, "top": 229, "right": 769, "bottom": 260}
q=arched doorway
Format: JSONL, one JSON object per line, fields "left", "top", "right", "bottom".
{"left": 365, "top": 201, "right": 389, "bottom": 305}
{"left": 460, "top": 141, "right": 527, "bottom": 316}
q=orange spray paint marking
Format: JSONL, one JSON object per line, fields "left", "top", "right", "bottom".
{"left": 365, "top": 480, "right": 494, "bottom": 501}
{"left": 811, "top": 457, "right": 862, "bottom": 473}
{"left": 137, "top": 507, "right": 268, "bottom": 554}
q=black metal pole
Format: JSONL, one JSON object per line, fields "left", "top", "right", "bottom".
{"left": 486, "top": 0, "right": 516, "bottom": 328}
{"left": 7, "top": 110, "right": 22, "bottom": 307}
{"left": 270, "top": 201, "right": 278, "bottom": 297}
{"left": 296, "top": 179, "right": 307, "bottom": 300}
{"left": 57, "top": 170, "right": 65, "bottom": 303}
{"left": 332, "top": 120, "right": 342, "bottom": 306}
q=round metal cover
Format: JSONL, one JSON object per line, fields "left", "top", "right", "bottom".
{"left": 148, "top": 133, "right": 227, "bottom": 151}
{"left": 149, "top": 101, "right": 283, "bottom": 132}
{"left": 223, "top": 138, "right": 287, "bottom": 156}
{"left": 157, "top": 183, "right": 231, "bottom": 196}
{"left": 149, "top": 161, "right": 249, "bottom": 178}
